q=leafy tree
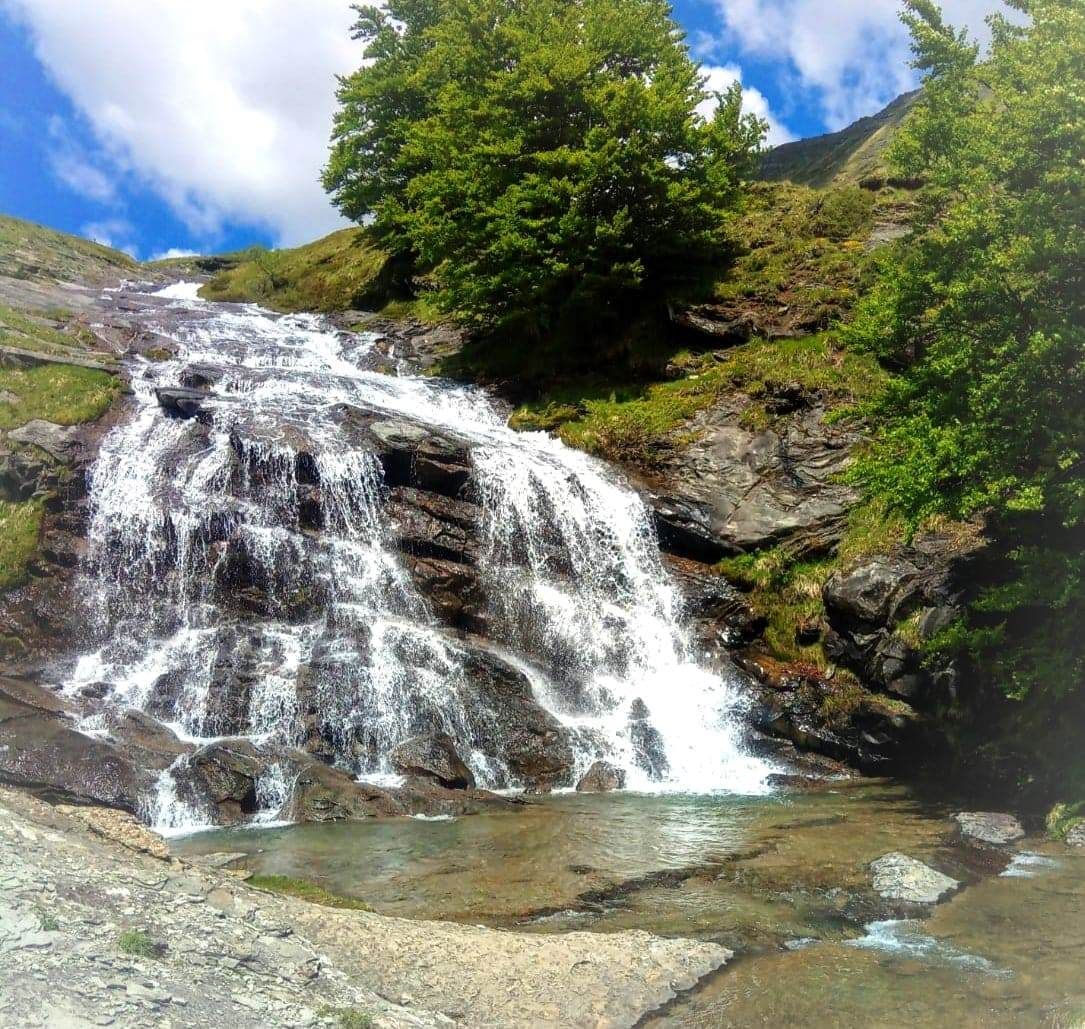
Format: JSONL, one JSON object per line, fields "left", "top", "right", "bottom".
{"left": 846, "top": 0, "right": 1084, "bottom": 703}
{"left": 324, "top": 0, "right": 765, "bottom": 337}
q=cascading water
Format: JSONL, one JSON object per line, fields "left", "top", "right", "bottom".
{"left": 66, "top": 282, "right": 774, "bottom": 829}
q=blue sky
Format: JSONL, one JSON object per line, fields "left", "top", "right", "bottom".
{"left": 0, "top": 0, "right": 1005, "bottom": 260}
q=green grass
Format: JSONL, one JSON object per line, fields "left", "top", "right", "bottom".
{"left": 200, "top": 229, "right": 389, "bottom": 312}
{"left": 317, "top": 1008, "right": 375, "bottom": 1029}
{"left": 37, "top": 910, "right": 59, "bottom": 932}
{"left": 0, "top": 364, "right": 119, "bottom": 430}
{"left": 0, "top": 499, "right": 44, "bottom": 591}
{"left": 510, "top": 332, "right": 888, "bottom": 466}
{"left": 247, "top": 874, "right": 372, "bottom": 911}
{"left": 117, "top": 929, "right": 160, "bottom": 959}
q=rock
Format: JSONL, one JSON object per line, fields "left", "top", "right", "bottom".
{"left": 391, "top": 733, "right": 476, "bottom": 790}
{"left": 387, "top": 486, "right": 480, "bottom": 565}
{"left": 187, "top": 739, "right": 266, "bottom": 822}
{"left": 648, "top": 399, "right": 859, "bottom": 562}
{"left": 7, "top": 419, "right": 83, "bottom": 462}
{"left": 575, "top": 761, "right": 626, "bottom": 793}
{"left": 53, "top": 804, "right": 170, "bottom": 860}
{"left": 1065, "top": 823, "right": 1085, "bottom": 848}
{"left": 870, "top": 852, "right": 959, "bottom": 905}
{"left": 155, "top": 387, "right": 211, "bottom": 422}
{"left": 627, "top": 698, "right": 670, "bottom": 780}
{"left": 662, "top": 554, "right": 765, "bottom": 646}
{"left": 101, "top": 709, "right": 192, "bottom": 772}
{"left": 953, "top": 812, "right": 1025, "bottom": 846}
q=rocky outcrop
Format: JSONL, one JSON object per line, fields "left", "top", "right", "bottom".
{"left": 391, "top": 732, "right": 476, "bottom": 789}
{"left": 823, "top": 528, "right": 984, "bottom": 705}
{"left": 648, "top": 394, "right": 860, "bottom": 562}
{"left": 736, "top": 653, "right": 916, "bottom": 771}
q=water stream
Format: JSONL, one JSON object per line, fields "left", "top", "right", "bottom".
{"left": 64, "top": 283, "right": 774, "bottom": 830}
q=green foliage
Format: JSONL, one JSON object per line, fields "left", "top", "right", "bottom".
{"left": 511, "top": 332, "right": 887, "bottom": 465}
{"left": 1045, "top": 801, "right": 1084, "bottom": 841}
{"left": 317, "top": 1007, "right": 375, "bottom": 1029}
{"left": 325, "top": 0, "right": 766, "bottom": 336}
{"left": 845, "top": 0, "right": 1085, "bottom": 702}
{"left": 0, "top": 499, "right": 44, "bottom": 592}
{"left": 0, "top": 364, "right": 119, "bottom": 430}
{"left": 715, "top": 501, "right": 906, "bottom": 667}
{"left": 117, "top": 929, "right": 160, "bottom": 959}
{"left": 200, "top": 230, "right": 389, "bottom": 312}
{"left": 248, "top": 874, "right": 372, "bottom": 911}
{"left": 37, "top": 910, "right": 59, "bottom": 932}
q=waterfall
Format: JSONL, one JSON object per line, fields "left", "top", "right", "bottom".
{"left": 66, "top": 283, "right": 774, "bottom": 828}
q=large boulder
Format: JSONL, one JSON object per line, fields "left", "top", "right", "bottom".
{"left": 575, "top": 760, "right": 626, "bottom": 793}
{"left": 648, "top": 397, "right": 860, "bottom": 562}
{"left": 953, "top": 811, "right": 1025, "bottom": 847}
{"left": 155, "top": 386, "right": 212, "bottom": 422}
{"left": 391, "top": 732, "right": 476, "bottom": 789}
{"left": 869, "top": 852, "right": 959, "bottom": 905}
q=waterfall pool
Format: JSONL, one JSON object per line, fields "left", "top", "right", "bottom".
{"left": 172, "top": 779, "right": 1085, "bottom": 1027}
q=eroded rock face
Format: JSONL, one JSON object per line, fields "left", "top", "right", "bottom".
{"left": 648, "top": 396, "right": 860, "bottom": 562}
{"left": 391, "top": 732, "right": 476, "bottom": 789}
{"left": 870, "top": 852, "right": 959, "bottom": 905}
{"left": 954, "top": 812, "right": 1025, "bottom": 846}
{"left": 823, "top": 529, "right": 984, "bottom": 705}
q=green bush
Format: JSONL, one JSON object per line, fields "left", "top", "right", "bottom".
{"left": 324, "top": 0, "right": 766, "bottom": 337}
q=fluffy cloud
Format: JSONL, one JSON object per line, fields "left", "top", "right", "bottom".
{"left": 4, "top": 0, "right": 361, "bottom": 246}
{"left": 709, "top": 0, "right": 1008, "bottom": 128}
{"left": 697, "top": 64, "right": 795, "bottom": 146}
{"left": 82, "top": 218, "right": 138, "bottom": 257}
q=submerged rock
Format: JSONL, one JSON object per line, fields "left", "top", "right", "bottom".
{"left": 391, "top": 732, "right": 476, "bottom": 790}
{"left": 575, "top": 761, "right": 626, "bottom": 793}
{"left": 954, "top": 811, "right": 1025, "bottom": 847}
{"left": 870, "top": 852, "right": 959, "bottom": 905}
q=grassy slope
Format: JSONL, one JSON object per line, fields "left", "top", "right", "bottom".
{"left": 198, "top": 228, "right": 389, "bottom": 312}
{"left": 0, "top": 214, "right": 137, "bottom": 285}
{"left": 0, "top": 219, "right": 128, "bottom": 590}
{"left": 759, "top": 91, "right": 920, "bottom": 188}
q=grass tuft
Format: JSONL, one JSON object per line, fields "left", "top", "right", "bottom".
{"left": 117, "top": 929, "right": 160, "bottom": 959}
{"left": 0, "top": 364, "right": 119, "bottom": 430}
{"left": 0, "top": 499, "right": 44, "bottom": 591}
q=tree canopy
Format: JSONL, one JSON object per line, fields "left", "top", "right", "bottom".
{"left": 324, "top": 0, "right": 765, "bottom": 336}
{"left": 846, "top": 0, "right": 1085, "bottom": 701}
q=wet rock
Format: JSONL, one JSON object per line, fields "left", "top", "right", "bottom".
{"left": 387, "top": 486, "right": 480, "bottom": 565}
{"left": 648, "top": 399, "right": 859, "bottom": 562}
{"left": 575, "top": 761, "right": 626, "bottom": 793}
{"left": 1065, "top": 823, "right": 1085, "bottom": 848}
{"left": 461, "top": 646, "right": 576, "bottom": 790}
{"left": 101, "top": 709, "right": 192, "bottom": 772}
{"left": 628, "top": 698, "right": 670, "bottom": 780}
{"left": 179, "top": 363, "right": 223, "bottom": 389}
{"left": 187, "top": 739, "right": 265, "bottom": 823}
{"left": 155, "top": 387, "right": 211, "bottom": 422}
{"left": 403, "top": 555, "right": 488, "bottom": 632}
{"left": 953, "top": 812, "right": 1025, "bottom": 847}
{"left": 870, "top": 852, "right": 959, "bottom": 905}
{"left": 391, "top": 732, "right": 476, "bottom": 790}
{"left": 288, "top": 762, "right": 409, "bottom": 821}
{"left": 663, "top": 554, "right": 765, "bottom": 646}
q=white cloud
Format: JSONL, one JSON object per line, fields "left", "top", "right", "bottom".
{"left": 4, "top": 0, "right": 361, "bottom": 246}
{"left": 708, "top": 0, "right": 1008, "bottom": 128}
{"left": 697, "top": 64, "right": 795, "bottom": 146}
{"left": 150, "top": 248, "right": 200, "bottom": 262}
{"left": 82, "top": 218, "right": 138, "bottom": 257}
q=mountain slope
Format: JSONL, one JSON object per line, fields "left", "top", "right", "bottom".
{"left": 0, "top": 214, "right": 137, "bottom": 286}
{"left": 760, "top": 91, "right": 921, "bottom": 188}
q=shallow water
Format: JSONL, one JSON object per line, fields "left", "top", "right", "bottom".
{"left": 173, "top": 780, "right": 1085, "bottom": 1026}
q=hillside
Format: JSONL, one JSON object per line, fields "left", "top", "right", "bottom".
{"left": 760, "top": 90, "right": 921, "bottom": 188}
{"left": 197, "top": 227, "right": 389, "bottom": 312}
{"left": 0, "top": 214, "right": 137, "bottom": 286}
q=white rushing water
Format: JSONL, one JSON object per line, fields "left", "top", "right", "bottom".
{"left": 67, "top": 284, "right": 774, "bottom": 828}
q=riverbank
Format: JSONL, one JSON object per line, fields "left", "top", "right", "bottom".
{"left": 0, "top": 786, "right": 731, "bottom": 1028}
